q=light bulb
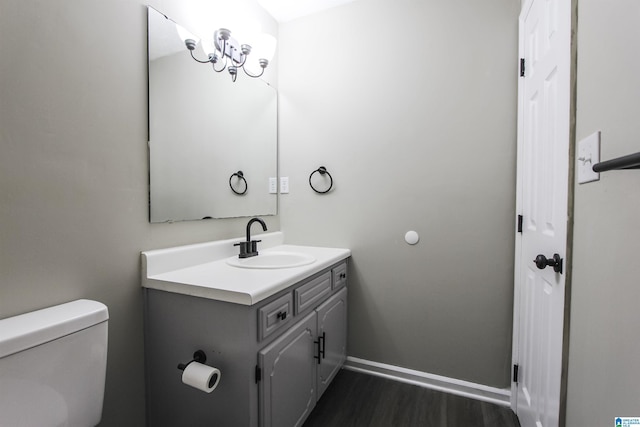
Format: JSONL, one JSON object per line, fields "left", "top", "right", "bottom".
{"left": 244, "top": 33, "right": 276, "bottom": 75}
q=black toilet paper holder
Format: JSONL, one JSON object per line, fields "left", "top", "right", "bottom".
{"left": 177, "top": 349, "right": 207, "bottom": 371}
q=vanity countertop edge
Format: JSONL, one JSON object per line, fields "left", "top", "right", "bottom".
{"left": 141, "top": 233, "right": 351, "bottom": 306}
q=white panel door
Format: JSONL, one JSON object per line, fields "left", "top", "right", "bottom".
{"left": 514, "top": 0, "right": 571, "bottom": 426}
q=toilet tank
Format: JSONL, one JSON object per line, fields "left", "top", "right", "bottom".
{"left": 0, "top": 299, "right": 109, "bottom": 427}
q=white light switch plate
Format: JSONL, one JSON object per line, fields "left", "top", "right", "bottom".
{"left": 577, "top": 131, "right": 600, "bottom": 184}
{"left": 280, "top": 177, "right": 289, "bottom": 194}
{"left": 269, "top": 177, "right": 277, "bottom": 194}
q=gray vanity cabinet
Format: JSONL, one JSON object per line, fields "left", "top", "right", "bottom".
{"left": 258, "top": 286, "right": 348, "bottom": 427}
{"left": 143, "top": 260, "right": 348, "bottom": 427}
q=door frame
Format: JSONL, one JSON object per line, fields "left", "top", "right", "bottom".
{"left": 510, "top": 0, "right": 577, "bottom": 424}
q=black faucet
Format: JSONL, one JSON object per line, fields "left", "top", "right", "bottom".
{"left": 234, "top": 217, "right": 267, "bottom": 258}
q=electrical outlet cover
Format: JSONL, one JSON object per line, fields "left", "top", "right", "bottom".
{"left": 269, "top": 177, "right": 277, "bottom": 194}
{"left": 280, "top": 177, "right": 289, "bottom": 194}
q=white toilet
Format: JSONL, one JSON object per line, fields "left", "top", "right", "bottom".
{"left": 0, "top": 299, "right": 109, "bottom": 427}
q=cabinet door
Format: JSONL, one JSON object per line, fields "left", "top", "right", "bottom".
{"left": 316, "top": 287, "right": 347, "bottom": 398}
{"left": 258, "top": 312, "right": 317, "bottom": 427}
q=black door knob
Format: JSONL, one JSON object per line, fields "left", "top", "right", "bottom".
{"left": 534, "top": 254, "right": 563, "bottom": 274}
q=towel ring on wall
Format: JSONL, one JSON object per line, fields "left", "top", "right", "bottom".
{"left": 229, "top": 171, "right": 248, "bottom": 195}
{"left": 309, "top": 166, "right": 333, "bottom": 194}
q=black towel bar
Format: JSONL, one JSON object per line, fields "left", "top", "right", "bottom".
{"left": 592, "top": 151, "right": 640, "bottom": 172}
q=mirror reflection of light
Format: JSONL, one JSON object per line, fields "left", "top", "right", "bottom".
{"left": 183, "top": 24, "right": 276, "bottom": 81}
{"left": 200, "top": 38, "right": 216, "bottom": 57}
{"left": 176, "top": 23, "right": 198, "bottom": 44}
{"left": 245, "top": 33, "right": 277, "bottom": 75}
{"left": 223, "top": 19, "right": 261, "bottom": 45}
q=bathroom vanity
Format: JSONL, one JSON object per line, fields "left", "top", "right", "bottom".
{"left": 141, "top": 232, "right": 350, "bottom": 427}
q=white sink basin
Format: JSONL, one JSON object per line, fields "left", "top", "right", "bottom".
{"left": 226, "top": 251, "right": 316, "bottom": 269}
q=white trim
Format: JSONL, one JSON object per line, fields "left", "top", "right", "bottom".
{"left": 511, "top": 0, "right": 529, "bottom": 411}
{"left": 344, "top": 357, "right": 511, "bottom": 407}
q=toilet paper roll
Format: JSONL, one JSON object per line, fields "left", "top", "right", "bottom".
{"left": 181, "top": 362, "right": 221, "bottom": 393}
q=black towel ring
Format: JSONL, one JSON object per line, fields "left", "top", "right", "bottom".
{"left": 309, "top": 166, "right": 333, "bottom": 194}
{"left": 229, "top": 171, "right": 248, "bottom": 195}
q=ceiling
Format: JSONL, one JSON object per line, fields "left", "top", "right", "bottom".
{"left": 257, "top": 0, "right": 358, "bottom": 23}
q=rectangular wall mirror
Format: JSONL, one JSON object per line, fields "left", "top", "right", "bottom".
{"left": 147, "top": 7, "right": 278, "bottom": 222}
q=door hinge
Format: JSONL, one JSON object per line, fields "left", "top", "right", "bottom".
{"left": 513, "top": 364, "right": 519, "bottom": 383}
{"left": 520, "top": 58, "right": 525, "bottom": 77}
{"left": 255, "top": 365, "right": 262, "bottom": 383}
{"left": 517, "top": 214, "right": 523, "bottom": 233}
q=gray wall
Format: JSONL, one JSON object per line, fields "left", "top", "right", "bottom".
{"left": 278, "top": 0, "right": 520, "bottom": 388}
{"left": 566, "top": 0, "right": 640, "bottom": 425}
{"left": 0, "top": 1, "right": 278, "bottom": 426}
{"left": 3, "top": 0, "right": 636, "bottom": 424}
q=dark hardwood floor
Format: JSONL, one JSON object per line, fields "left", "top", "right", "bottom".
{"left": 303, "top": 369, "right": 521, "bottom": 427}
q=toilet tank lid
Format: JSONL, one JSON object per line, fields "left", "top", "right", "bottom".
{"left": 0, "top": 299, "right": 108, "bottom": 359}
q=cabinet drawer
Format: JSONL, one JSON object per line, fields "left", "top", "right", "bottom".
{"left": 294, "top": 272, "right": 332, "bottom": 314}
{"left": 332, "top": 262, "right": 348, "bottom": 290}
{"left": 258, "top": 293, "right": 293, "bottom": 341}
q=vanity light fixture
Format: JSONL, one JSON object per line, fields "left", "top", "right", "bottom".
{"left": 182, "top": 28, "right": 275, "bottom": 82}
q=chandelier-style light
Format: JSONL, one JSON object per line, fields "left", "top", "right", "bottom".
{"left": 180, "top": 26, "right": 276, "bottom": 82}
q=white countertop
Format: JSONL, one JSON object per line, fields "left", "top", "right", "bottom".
{"left": 141, "top": 233, "right": 350, "bottom": 306}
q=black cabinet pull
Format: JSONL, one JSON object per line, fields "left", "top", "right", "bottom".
{"left": 276, "top": 311, "right": 287, "bottom": 320}
{"left": 316, "top": 332, "right": 326, "bottom": 363}
{"left": 314, "top": 332, "right": 326, "bottom": 364}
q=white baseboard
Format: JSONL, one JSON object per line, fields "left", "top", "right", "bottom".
{"left": 343, "top": 356, "right": 511, "bottom": 407}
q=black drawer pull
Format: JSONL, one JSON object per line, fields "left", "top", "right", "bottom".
{"left": 276, "top": 311, "right": 287, "bottom": 321}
